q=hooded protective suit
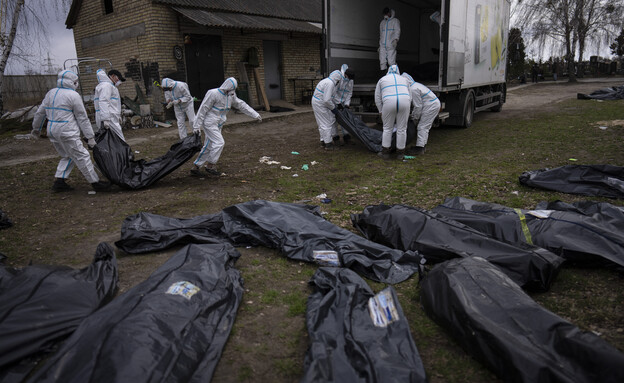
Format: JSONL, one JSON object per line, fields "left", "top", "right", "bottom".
{"left": 401, "top": 73, "right": 441, "bottom": 147}
{"left": 374, "top": 65, "right": 411, "bottom": 150}
{"left": 162, "top": 78, "right": 195, "bottom": 139}
{"left": 379, "top": 9, "right": 400, "bottom": 70}
{"left": 94, "top": 69, "right": 124, "bottom": 141}
{"left": 192, "top": 77, "right": 260, "bottom": 167}
{"left": 330, "top": 64, "right": 354, "bottom": 140}
{"left": 312, "top": 71, "right": 341, "bottom": 144}
{"left": 32, "top": 70, "right": 100, "bottom": 183}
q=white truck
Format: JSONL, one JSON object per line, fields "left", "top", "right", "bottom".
{"left": 323, "top": 0, "right": 510, "bottom": 128}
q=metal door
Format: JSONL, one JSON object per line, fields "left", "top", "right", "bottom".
{"left": 263, "top": 40, "right": 282, "bottom": 100}
{"left": 185, "top": 35, "right": 224, "bottom": 100}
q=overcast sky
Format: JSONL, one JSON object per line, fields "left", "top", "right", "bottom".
{"left": 6, "top": 3, "right": 77, "bottom": 75}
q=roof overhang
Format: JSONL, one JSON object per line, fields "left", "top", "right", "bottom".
{"left": 173, "top": 7, "right": 322, "bottom": 34}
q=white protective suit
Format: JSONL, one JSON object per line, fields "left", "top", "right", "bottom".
{"left": 402, "top": 73, "right": 441, "bottom": 147}
{"left": 379, "top": 9, "right": 400, "bottom": 70}
{"left": 192, "top": 77, "right": 260, "bottom": 167}
{"left": 312, "top": 71, "right": 341, "bottom": 144}
{"left": 374, "top": 65, "right": 411, "bottom": 150}
{"left": 94, "top": 69, "right": 125, "bottom": 141}
{"left": 32, "top": 70, "right": 100, "bottom": 184}
{"left": 162, "top": 78, "right": 195, "bottom": 139}
{"left": 330, "top": 64, "right": 354, "bottom": 139}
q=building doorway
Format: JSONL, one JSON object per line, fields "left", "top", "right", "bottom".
{"left": 263, "top": 40, "right": 282, "bottom": 100}
{"left": 185, "top": 34, "right": 224, "bottom": 101}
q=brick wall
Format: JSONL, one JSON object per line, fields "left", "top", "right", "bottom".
{"left": 71, "top": 1, "right": 321, "bottom": 118}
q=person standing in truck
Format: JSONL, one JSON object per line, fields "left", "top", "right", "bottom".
{"left": 379, "top": 7, "right": 400, "bottom": 72}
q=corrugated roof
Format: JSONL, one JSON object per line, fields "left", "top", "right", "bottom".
{"left": 155, "top": 0, "right": 322, "bottom": 22}
{"left": 174, "top": 7, "right": 321, "bottom": 34}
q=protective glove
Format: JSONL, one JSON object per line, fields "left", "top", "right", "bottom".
{"left": 392, "top": 39, "right": 398, "bottom": 48}
{"left": 30, "top": 129, "right": 40, "bottom": 139}
{"left": 166, "top": 101, "right": 174, "bottom": 109}
{"left": 337, "top": 104, "right": 344, "bottom": 110}
{"left": 87, "top": 137, "right": 96, "bottom": 149}
{"left": 174, "top": 99, "right": 181, "bottom": 105}
{"left": 193, "top": 127, "right": 201, "bottom": 134}
{"left": 103, "top": 120, "right": 115, "bottom": 130}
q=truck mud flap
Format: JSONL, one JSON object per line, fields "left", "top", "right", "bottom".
{"left": 92, "top": 129, "right": 202, "bottom": 190}
{"left": 421, "top": 256, "right": 624, "bottom": 383}
{"left": 302, "top": 267, "right": 427, "bottom": 383}
{"left": 29, "top": 243, "right": 243, "bottom": 383}
{"left": 351, "top": 204, "right": 564, "bottom": 292}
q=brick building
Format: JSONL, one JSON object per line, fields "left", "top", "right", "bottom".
{"left": 65, "top": 0, "right": 322, "bottom": 118}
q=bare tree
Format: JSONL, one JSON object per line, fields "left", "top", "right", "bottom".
{"left": 0, "top": 0, "right": 71, "bottom": 113}
{"left": 0, "top": 0, "right": 25, "bottom": 113}
{"left": 576, "top": 0, "right": 623, "bottom": 63}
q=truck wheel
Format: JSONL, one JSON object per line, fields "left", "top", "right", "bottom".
{"left": 461, "top": 91, "right": 475, "bottom": 128}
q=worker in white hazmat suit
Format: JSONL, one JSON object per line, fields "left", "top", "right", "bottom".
{"left": 330, "top": 64, "right": 355, "bottom": 145}
{"left": 379, "top": 7, "right": 400, "bottom": 71}
{"left": 94, "top": 69, "right": 126, "bottom": 141}
{"left": 161, "top": 77, "right": 195, "bottom": 139}
{"left": 374, "top": 64, "right": 411, "bottom": 160}
{"left": 401, "top": 72, "right": 441, "bottom": 155}
{"left": 312, "top": 71, "right": 342, "bottom": 150}
{"left": 190, "top": 77, "right": 261, "bottom": 176}
{"left": 31, "top": 70, "right": 111, "bottom": 192}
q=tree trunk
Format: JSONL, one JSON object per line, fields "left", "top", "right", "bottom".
{"left": 0, "top": 0, "right": 26, "bottom": 114}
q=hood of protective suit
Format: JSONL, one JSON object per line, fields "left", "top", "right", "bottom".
{"left": 162, "top": 78, "right": 180, "bottom": 90}
{"left": 389, "top": 9, "right": 395, "bottom": 18}
{"left": 340, "top": 64, "right": 349, "bottom": 76}
{"left": 328, "top": 70, "right": 343, "bottom": 85}
{"left": 401, "top": 72, "right": 415, "bottom": 85}
{"left": 57, "top": 70, "right": 79, "bottom": 90}
{"left": 96, "top": 69, "right": 113, "bottom": 85}
{"left": 387, "top": 65, "right": 400, "bottom": 75}
{"left": 219, "top": 77, "right": 238, "bottom": 93}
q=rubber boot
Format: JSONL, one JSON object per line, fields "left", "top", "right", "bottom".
{"left": 332, "top": 135, "right": 342, "bottom": 146}
{"left": 324, "top": 142, "right": 336, "bottom": 151}
{"left": 377, "top": 146, "right": 391, "bottom": 160}
{"left": 408, "top": 146, "right": 426, "bottom": 155}
{"left": 52, "top": 178, "right": 73, "bottom": 192}
{"left": 396, "top": 149, "right": 405, "bottom": 160}
{"left": 91, "top": 180, "right": 112, "bottom": 192}
{"left": 343, "top": 134, "right": 352, "bottom": 145}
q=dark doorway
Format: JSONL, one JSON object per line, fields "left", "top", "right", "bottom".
{"left": 185, "top": 34, "right": 225, "bottom": 102}
{"left": 263, "top": 40, "right": 282, "bottom": 100}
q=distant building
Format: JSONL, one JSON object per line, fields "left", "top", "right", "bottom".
{"left": 65, "top": 0, "right": 323, "bottom": 118}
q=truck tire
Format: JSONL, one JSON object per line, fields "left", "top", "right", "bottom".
{"left": 460, "top": 91, "right": 475, "bottom": 128}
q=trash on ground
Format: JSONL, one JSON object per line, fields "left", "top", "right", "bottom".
{"left": 293, "top": 174, "right": 299, "bottom": 177}
{"left": 302, "top": 164, "right": 309, "bottom": 171}
{"left": 291, "top": 151, "right": 300, "bottom": 155}
{"left": 14, "top": 134, "right": 32, "bottom": 140}
{"left": 280, "top": 166, "right": 291, "bottom": 170}
{"left": 153, "top": 121, "right": 172, "bottom": 128}
{"left": 259, "top": 156, "right": 280, "bottom": 165}
{"left": 311, "top": 161, "right": 319, "bottom": 165}
{"left": 315, "top": 193, "right": 327, "bottom": 199}
{"left": 320, "top": 198, "right": 332, "bottom": 204}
